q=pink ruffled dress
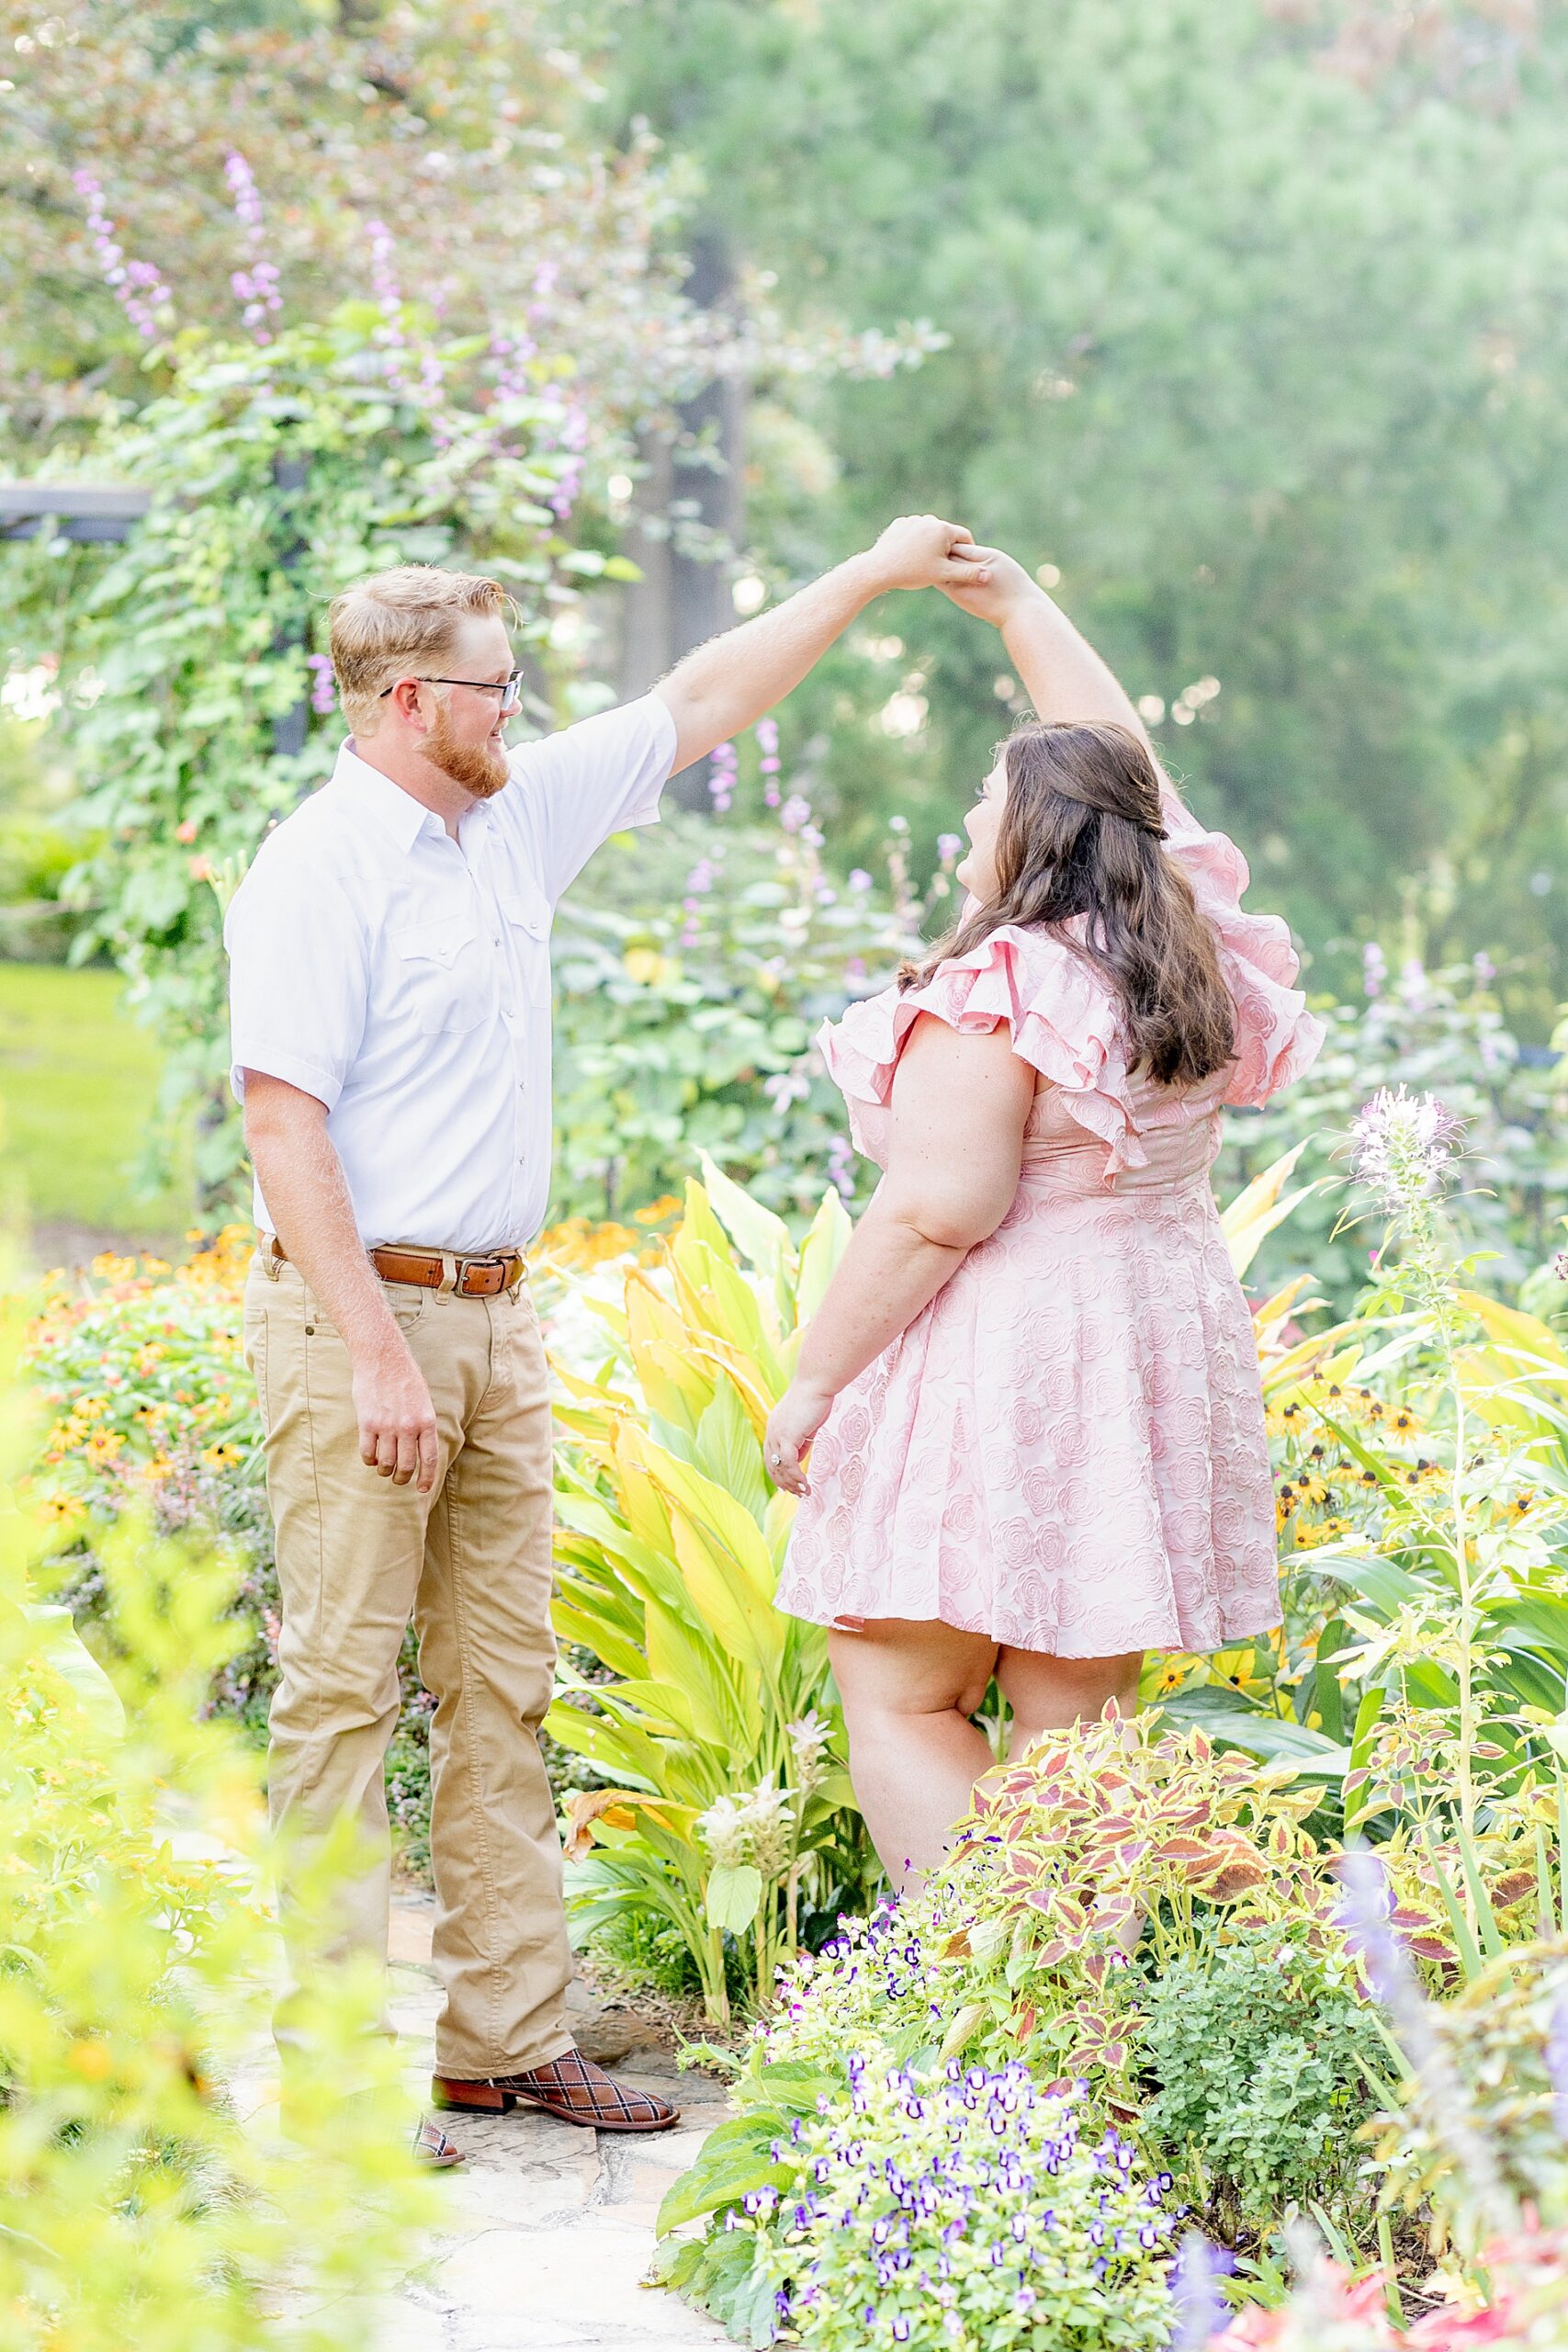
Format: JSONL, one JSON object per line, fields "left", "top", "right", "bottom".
{"left": 775, "top": 782, "right": 1325, "bottom": 1658}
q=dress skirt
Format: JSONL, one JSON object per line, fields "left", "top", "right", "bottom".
{"left": 773, "top": 1159, "right": 1282, "bottom": 1657}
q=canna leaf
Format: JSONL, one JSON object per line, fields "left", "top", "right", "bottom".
{"left": 643, "top": 1595, "right": 761, "bottom": 1750}
{"left": 671, "top": 1511, "right": 785, "bottom": 1683}
{"left": 795, "top": 1186, "right": 853, "bottom": 1325}
{"left": 698, "top": 1150, "right": 794, "bottom": 1289}
{"left": 705, "top": 1861, "right": 765, "bottom": 1934}
{"left": 629, "top": 1430, "right": 781, "bottom": 1609}
{"left": 694, "top": 1374, "right": 771, "bottom": 1524}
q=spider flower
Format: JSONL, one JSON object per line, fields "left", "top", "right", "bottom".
{"left": 1348, "top": 1084, "right": 1465, "bottom": 1215}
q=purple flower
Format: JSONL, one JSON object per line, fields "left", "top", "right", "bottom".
{"left": 1167, "top": 2232, "right": 1224, "bottom": 2351}
{"left": 73, "top": 170, "right": 173, "bottom": 341}
{"left": 224, "top": 151, "right": 282, "bottom": 342}
{"left": 780, "top": 794, "right": 812, "bottom": 834}
{"left": 1546, "top": 1985, "right": 1568, "bottom": 2140}
{"left": 306, "top": 654, "right": 337, "bottom": 716}
{"left": 764, "top": 1070, "right": 810, "bottom": 1115}
{"left": 937, "top": 833, "right": 964, "bottom": 864}
{"left": 1362, "top": 940, "right": 1386, "bottom": 1000}
{"left": 827, "top": 1133, "right": 855, "bottom": 1202}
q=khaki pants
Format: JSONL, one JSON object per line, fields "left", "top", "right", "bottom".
{"left": 243, "top": 1254, "right": 571, "bottom": 2080}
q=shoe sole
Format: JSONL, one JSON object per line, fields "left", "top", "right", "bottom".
{"left": 431, "top": 2080, "right": 680, "bottom": 2133}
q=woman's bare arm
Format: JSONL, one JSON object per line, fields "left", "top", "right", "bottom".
{"left": 943, "top": 551, "right": 1156, "bottom": 752}
{"left": 764, "top": 1016, "right": 1036, "bottom": 1494}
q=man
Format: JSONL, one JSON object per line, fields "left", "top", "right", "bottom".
{"left": 226, "top": 516, "right": 990, "bottom": 2160}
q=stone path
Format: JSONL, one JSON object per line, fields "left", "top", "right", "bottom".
{"left": 368, "top": 1894, "right": 731, "bottom": 2352}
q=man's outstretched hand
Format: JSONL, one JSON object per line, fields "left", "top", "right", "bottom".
{"left": 863, "top": 514, "right": 993, "bottom": 596}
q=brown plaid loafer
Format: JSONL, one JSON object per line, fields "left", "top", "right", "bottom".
{"left": 431, "top": 2047, "right": 680, "bottom": 2133}
{"left": 412, "top": 2115, "right": 466, "bottom": 2168}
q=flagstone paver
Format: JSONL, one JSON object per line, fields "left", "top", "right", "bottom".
{"left": 370, "top": 1893, "right": 731, "bottom": 2352}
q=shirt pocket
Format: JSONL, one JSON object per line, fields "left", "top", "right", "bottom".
{"left": 390, "top": 912, "right": 490, "bottom": 1035}
{"left": 502, "top": 884, "right": 554, "bottom": 1009}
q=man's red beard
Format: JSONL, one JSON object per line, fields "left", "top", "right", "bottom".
{"left": 424, "top": 707, "right": 510, "bottom": 798}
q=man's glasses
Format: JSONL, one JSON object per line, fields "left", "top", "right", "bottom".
{"left": 381, "top": 671, "right": 525, "bottom": 714}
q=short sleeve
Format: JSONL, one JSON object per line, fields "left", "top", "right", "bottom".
{"left": 224, "top": 844, "right": 370, "bottom": 1112}
{"left": 501, "top": 692, "right": 677, "bottom": 903}
{"left": 1156, "top": 777, "right": 1325, "bottom": 1106}
{"left": 818, "top": 924, "right": 1143, "bottom": 1174}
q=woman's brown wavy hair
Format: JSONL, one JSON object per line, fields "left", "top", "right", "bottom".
{"left": 900, "top": 718, "right": 1235, "bottom": 1089}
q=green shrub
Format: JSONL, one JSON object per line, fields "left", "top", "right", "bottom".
{"left": 1137, "top": 1916, "right": 1386, "bottom": 2238}
{"left": 0, "top": 1338, "right": 434, "bottom": 2349}
{"left": 552, "top": 802, "right": 956, "bottom": 1218}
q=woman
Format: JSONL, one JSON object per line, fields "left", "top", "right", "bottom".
{"left": 764, "top": 550, "right": 1324, "bottom": 1890}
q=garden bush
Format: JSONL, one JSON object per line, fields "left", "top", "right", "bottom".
{"left": 551, "top": 796, "right": 961, "bottom": 1220}
{"left": 0, "top": 1327, "right": 433, "bottom": 2350}
{"left": 1137, "top": 1916, "right": 1386, "bottom": 2237}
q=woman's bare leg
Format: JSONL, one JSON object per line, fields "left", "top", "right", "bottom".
{"left": 829, "top": 1617, "right": 999, "bottom": 1894}
{"left": 997, "top": 1647, "right": 1143, "bottom": 1758}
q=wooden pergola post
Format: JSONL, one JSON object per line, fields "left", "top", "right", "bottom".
{"left": 0, "top": 484, "right": 152, "bottom": 541}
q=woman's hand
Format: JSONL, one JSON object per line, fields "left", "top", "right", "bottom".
{"left": 764, "top": 1378, "right": 836, "bottom": 1497}
{"left": 939, "top": 545, "right": 1042, "bottom": 629}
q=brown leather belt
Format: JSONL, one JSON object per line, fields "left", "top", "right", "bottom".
{"left": 263, "top": 1237, "right": 525, "bottom": 1298}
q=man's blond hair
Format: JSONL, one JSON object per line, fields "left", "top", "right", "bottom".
{"left": 327, "top": 566, "right": 519, "bottom": 735}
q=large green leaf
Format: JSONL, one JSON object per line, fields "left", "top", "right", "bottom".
{"left": 656, "top": 2113, "right": 790, "bottom": 2233}
{"left": 705, "top": 1860, "right": 764, "bottom": 1934}
{"left": 698, "top": 1152, "right": 794, "bottom": 1289}
{"left": 644, "top": 1595, "right": 761, "bottom": 1751}
{"left": 1156, "top": 1687, "right": 1349, "bottom": 1776}
{"left": 795, "top": 1185, "right": 853, "bottom": 1324}
{"left": 694, "top": 1374, "right": 771, "bottom": 1527}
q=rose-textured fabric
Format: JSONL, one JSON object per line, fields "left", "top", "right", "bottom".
{"left": 774, "top": 781, "right": 1325, "bottom": 1657}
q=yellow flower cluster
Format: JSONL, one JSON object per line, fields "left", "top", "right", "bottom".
{"left": 23, "top": 1227, "right": 259, "bottom": 1518}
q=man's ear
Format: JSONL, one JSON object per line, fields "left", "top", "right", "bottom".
{"left": 387, "top": 678, "right": 431, "bottom": 732}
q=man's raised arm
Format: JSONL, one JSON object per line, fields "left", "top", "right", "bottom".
{"left": 653, "top": 515, "right": 992, "bottom": 774}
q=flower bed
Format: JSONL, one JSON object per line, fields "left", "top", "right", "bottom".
{"left": 19, "top": 1077, "right": 1568, "bottom": 2340}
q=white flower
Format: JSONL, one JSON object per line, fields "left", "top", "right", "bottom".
{"left": 746, "top": 1778, "right": 795, "bottom": 1882}
{"left": 787, "top": 1710, "right": 831, "bottom": 1795}
{"left": 696, "top": 1792, "right": 753, "bottom": 1871}
{"left": 1349, "top": 1084, "right": 1465, "bottom": 1214}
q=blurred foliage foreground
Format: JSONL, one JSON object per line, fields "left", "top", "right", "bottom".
{"left": 0, "top": 1295, "right": 434, "bottom": 2351}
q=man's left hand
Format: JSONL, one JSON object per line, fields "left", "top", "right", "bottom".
{"left": 863, "top": 514, "right": 993, "bottom": 597}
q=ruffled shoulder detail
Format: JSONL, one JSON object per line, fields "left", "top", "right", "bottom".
{"left": 818, "top": 922, "right": 1145, "bottom": 1174}
{"left": 1157, "top": 783, "right": 1325, "bottom": 1106}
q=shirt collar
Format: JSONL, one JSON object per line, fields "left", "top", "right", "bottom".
{"left": 330, "top": 741, "right": 446, "bottom": 854}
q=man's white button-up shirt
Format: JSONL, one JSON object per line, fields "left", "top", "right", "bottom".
{"left": 225, "top": 693, "right": 677, "bottom": 1254}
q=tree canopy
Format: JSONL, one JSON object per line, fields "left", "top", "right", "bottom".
{"left": 610, "top": 0, "right": 1568, "bottom": 1012}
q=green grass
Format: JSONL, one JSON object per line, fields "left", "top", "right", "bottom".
{"left": 0, "top": 961, "right": 196, "bottom": 1243}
